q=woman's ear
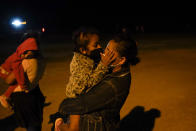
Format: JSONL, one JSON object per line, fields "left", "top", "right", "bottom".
{"left": 119, "top": 57, "right": 126, "bottom": 65}
{"left": 79, "top": 48, "right": 87, "bottom": 55}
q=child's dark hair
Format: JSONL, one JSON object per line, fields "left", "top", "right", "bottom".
{"left": 112, "top": 34, "right": 140, "bottom": 66}
{"left": 72, "top": 26, "right": 99, "bottom": 52}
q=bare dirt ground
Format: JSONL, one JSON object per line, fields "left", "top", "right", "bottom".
{"left": 0, "top": 33, "right": 196, "bottom": 131}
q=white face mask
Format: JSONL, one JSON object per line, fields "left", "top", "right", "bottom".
{"left": 110, "top": 63, "right": 122, "bottom": 68}
{"left": 110, "top": 57, "right": 122, "bottom": 68}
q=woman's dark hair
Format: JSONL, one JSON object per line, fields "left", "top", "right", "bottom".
{"left": 19, "top": 30, "right": 43, "bottom": 57}
{"left": 112, "top": 34, "right": 140, "bottom": 66}
{"left": 19, "top": 30, "right": 42, "bottom": 45}
{"left": 72, "top": 26, "right": 99, "bottom": 52}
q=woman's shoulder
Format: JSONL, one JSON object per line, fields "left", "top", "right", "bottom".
{"left": 101, "top": 71, "right": 131, "bottom": 91}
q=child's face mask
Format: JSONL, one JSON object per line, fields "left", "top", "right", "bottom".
{"left": 88, "top": 48, "right": 103, "bottom": 64}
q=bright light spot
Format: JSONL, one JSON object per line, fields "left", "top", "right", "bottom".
{"left": 21, "top": 21, "right": 27, "bottom": 24}
{"left": 11, "top": 19, "right": 26, "bottom": 27}
{"left": 12, "top": 19, "right": 22, "bottom": 27}
{"left": 42, "top": 27, "right": 45, "bottom": 32}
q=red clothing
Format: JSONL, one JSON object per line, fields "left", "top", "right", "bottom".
{"left": 0, "top": 38, "right": 39, "bottom": 98}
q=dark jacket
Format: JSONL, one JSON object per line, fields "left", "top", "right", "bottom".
{"left": 59, "top": 67, "right": 131, "bottom": 131}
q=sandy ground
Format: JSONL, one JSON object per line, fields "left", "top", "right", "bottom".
{"left": 0, "top": 33, "right": 196, "bottom": 131}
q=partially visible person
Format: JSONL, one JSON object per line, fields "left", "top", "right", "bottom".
{"left": 0, "top": 30, "right": 46, "bottom": 131}
{"left": 52, "top": 34, "right": 140, "bottom": 131}
{"left": 51, "top": 27, "right": 115, "bottom": 131}
{"left": 66, "top": 26, "right": 115, "bottom": 98}
{"left": 0, "top": 35, "right": 40, "bottom": 108}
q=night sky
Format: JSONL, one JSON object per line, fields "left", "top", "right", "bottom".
{"left": 0, "top": 0, "right": 195, "bottom": 35}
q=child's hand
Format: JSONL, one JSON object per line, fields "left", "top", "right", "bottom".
{"left": 100, "top": 48, "right": 116, "bottom": 67}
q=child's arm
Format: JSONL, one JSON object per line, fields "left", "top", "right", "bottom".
{"left": 76, "top": 49, "right": 115, "bottom": 91}
{"left": 67, "top": 51, "right": 115, "bottom": 97}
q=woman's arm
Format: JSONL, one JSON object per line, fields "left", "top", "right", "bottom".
{"left": 59, "top": 80, "right": 116, "bottom": 115}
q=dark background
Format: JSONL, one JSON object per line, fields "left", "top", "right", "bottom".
{"left": 0, "top": 0, "right": 195, "bottom": 36}
{"left": 0, "top": 1, "right": 196, "bottom": 131}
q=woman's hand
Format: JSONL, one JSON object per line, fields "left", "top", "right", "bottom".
{"left": 100, "top": 48, "right": 116, "bottom": 67}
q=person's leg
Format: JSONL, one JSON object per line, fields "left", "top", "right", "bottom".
{"left": 9, "top": 86, "right": 44, "bottom": 130}
{"left": 26, "top": 87, "right": 44, "bottom": 131}
{"left": 0, "top": 114, "right": 19, "bottom": 131}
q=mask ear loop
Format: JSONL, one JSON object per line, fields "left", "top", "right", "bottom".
{"left": 110, "top": 58, "right": 122, "bottom": 68}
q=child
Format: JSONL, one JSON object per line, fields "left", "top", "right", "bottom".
{"left": 0, "top": 36, "right": 39, "bottom": 108}
{"left": 54, "top": 27, "right": 115, "bottom": 131}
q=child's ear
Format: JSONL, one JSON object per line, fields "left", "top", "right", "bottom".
{"left": 79, "top": 48, "right": 87, "bottom": 55}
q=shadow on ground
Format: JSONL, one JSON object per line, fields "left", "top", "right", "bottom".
{"left": 119, "top": 106, "right": 161, "bottom": 131}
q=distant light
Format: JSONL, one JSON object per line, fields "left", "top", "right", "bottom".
{"left": 11, "top": 19, "right": 26, "bottom": 27}
{"left": 21, "top": 21, "right": 27, "bottom": 24}
{"left": 42, "top": 27, "right": 45, "bottom": 32}
{"left": 12, "top": 19, "right": 22, "bottom": 27}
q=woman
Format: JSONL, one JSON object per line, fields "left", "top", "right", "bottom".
{"left": 0, "top": 32, "right": 40, "bottom": 108}
{"left": 53, "top": 34, "right": 140, "bottom": 131}
{"left": 0, "top": 30, "right": 46, "bottom": 131}
{"left": 53, "top": 26, "right": 115, "bottom": 131}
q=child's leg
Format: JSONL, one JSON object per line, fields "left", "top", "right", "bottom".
{"left": 4, "top": 85, "right": 16, "bottom": 98}
{"left": 0, "top": 95, "right": 9, "bottom": 108}
{"left": 1, "top": 85, "right": 24, "bottom": 108}
{"left": 69, "top": 115, "right": 80, "bottom": 131}
{"left": 55, "top": 115, "right": 80, "bottom": 131}
{"left": 2, "top": 70, "right": 18, "bottom": 99}
{"left": 0, "top": 67, "right": 13, "bottom": 108}
{"left": 0, "top": 66, "right": 9, "bottom": 80}
{"left": 0, "top": 86, "right": 15, "bottom": 108}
